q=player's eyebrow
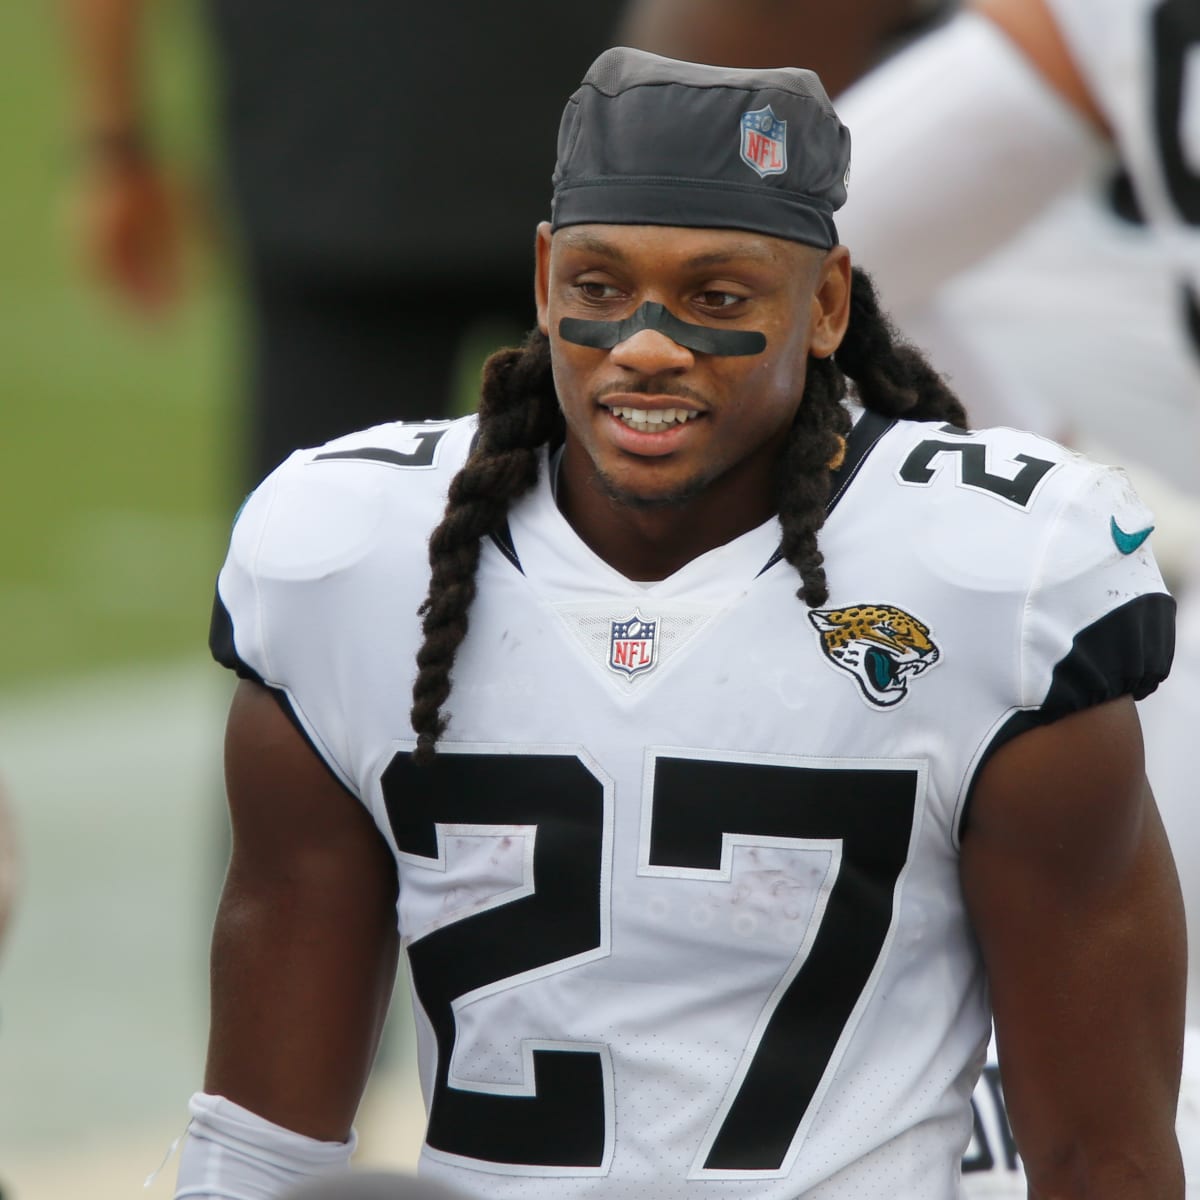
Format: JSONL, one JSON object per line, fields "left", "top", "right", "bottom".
{"left": 557, "top": 230, "right": 784, "bottom": 270}
{"left": 557, "top": 231, "right": 629, "bottom": 261}
{"left": 680, "top": 243, "right": 784, "bottom": 269}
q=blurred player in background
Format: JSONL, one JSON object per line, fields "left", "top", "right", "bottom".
{"left": 833, "top": 0, "right": 1200, "bottom": 1191}
{"left": 179, "top": 46, "right": 1184, "bottom": 1200}
{"left": 616, "top": 0, "right": 955, "bottom": 95}
{"left": 64, "top": 0, "right": 625, "bottom": 487}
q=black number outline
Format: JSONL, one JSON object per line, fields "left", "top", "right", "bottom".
{"left": 1152, "top": 0, "right": 1200, "bottom": 226}
{"left": 382, "top": 745, "right": 922, "bottom": 1177}
{"left": 382, "top": 746, "right": 615, "bottom": 1175}
{"left": 640, "top": 749, "right": 920, "bottom": 1176}
{"left": 313, "top": 424, "right": 450, "bottom": 470}
{"left": 1148, "top": 0, "right": 1200, "bottom": 366}
{"left": 898, "top": 439, "right": 1057, "bottom": 509}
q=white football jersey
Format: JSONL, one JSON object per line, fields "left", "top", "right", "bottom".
{"left": 212, "top": 412, "right": 1173, "bottom": 1200}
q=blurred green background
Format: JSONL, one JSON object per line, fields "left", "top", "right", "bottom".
{"left": 0, "top": 0, "right": 236, "bottom": 690}
{"left": 0, "top": 7, "right": 452, "bottom": 1191}
{"left": 0, "top": 5, "right": 246, "bottom": 1191}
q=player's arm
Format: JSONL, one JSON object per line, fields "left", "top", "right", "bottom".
{"left": 972, "top": 0, "right": 1111, "bottom": 134}
{"left": 204, "top": 678, "right": 400, "bottom": 1140}
{"left": 61, "top": 0, "right": 187, "bottom": 313}
{"left": 617, "top": 0, "right": 943, "bottom": 96}
{"left": 961, "top": 696, "right": 1186, "bottom": 1198}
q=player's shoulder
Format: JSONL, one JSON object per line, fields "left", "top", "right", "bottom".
{"left": 227, "top": 416, "right": 476, "bottom": 584}
{"left": 876, "top": 417, "right": 1117, "bottom": 518}
{"left": 862, "top": 417, "right": 1163, "bottom": 595}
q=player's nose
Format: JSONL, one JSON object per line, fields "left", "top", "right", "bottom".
{"left": 609, "top": 327, "right": 695, "bottom": 374}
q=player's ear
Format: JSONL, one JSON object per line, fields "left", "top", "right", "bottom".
{"left": 809, "top": 245, "right": 852, "bottom": 359}
{"left": 534, "top": 222, "right": 553, "bottom": 337}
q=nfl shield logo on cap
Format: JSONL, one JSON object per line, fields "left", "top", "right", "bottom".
{"left": 739, "top": 105, "right": 788, "bottom": 178}
{"left": 608, "top": 612, "right": 659, "bottom": 678}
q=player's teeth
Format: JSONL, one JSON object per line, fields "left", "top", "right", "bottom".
{"left": 612, "top": 406, "right": 698, "bottom": 429}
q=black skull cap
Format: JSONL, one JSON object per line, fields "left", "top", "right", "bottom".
{"left": 551, "top": 47, "right": 851, "bottom": 250}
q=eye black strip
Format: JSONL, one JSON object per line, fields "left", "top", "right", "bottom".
{"left": 560, "top": 302, "right": 766, "bottom": 357}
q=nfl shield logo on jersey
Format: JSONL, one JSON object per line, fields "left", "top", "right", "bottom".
{"left": 608, "top": 612, "right": 659, "bottom": 678}
{"left": 740, "top": 105, "right": 788, "bottom": 178}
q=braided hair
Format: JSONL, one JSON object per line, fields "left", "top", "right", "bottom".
{"left": 410, "top": 266, "right": 966, "bottom": 761}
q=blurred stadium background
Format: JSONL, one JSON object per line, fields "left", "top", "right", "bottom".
{"left": 0, "top": 3, "right": 424, "bottom": 1194}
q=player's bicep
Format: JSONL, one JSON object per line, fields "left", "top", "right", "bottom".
{"left": 206, "top": 679, "right": 400, "bottom": 1142}
{"left": 961, "top": 697, "right": 1185, "bottom": 1195}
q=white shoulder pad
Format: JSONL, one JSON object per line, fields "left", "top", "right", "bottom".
{"left": 883, "top": 421, "right": 1172, "bottom": 710}
{"left": 212, "top": 416, "right": 475, "bottom": 686}
{"left": 1020, "top": 460, "right": 1175, "bottom": 712}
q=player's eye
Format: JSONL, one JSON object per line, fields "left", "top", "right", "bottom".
{"left": 695, "top": 290, "right": 745, "bottom": 310}
{"left": 575, "top": 280, "right": 623, "bottom": 302}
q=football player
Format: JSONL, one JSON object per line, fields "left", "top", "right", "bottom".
{"left": 177, "top": 48, "right": 1185, "bottom": 1200}
{"left": 616, "top": 0, "right": 956, "bottom": 96}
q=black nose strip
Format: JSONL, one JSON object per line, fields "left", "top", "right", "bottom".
{"left": 559, "top": 302, "right": 767, "bottom": 356}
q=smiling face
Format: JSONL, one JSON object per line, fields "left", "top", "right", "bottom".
{"left": 535, "top": 221, "right": 850, "bottom": 563}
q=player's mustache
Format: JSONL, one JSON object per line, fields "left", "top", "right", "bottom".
{"left": 593, "top": 378, "right": 708, "bottom": 405}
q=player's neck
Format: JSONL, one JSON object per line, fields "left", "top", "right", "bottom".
{"left": 555, "top": 454, "right": 779, "bottom": 581}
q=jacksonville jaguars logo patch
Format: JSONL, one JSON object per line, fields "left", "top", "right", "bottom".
{"left": 809, "top": 604, "right": 940, "bottom": 708}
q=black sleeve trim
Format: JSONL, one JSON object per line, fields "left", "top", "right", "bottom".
{"left": 209, "top": 586, "right": 264, "bottom": 684}
{"left": 959, "top": 591, "right": 1176, "bottom": 840}
{"left": 209, "top": 587, "right": 360, "bottom": 801}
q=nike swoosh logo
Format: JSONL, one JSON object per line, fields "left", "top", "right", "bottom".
{"left": 1111, "top": 517, "right": 1154, "bottom": 555}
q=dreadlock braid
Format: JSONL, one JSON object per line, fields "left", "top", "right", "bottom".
{"left": 773, "top": 354, "right": 850, "bottom": 608}
{"left": 409, "top": 330, "right": 561, "bottom": 763}
{"left": 410, "top": 266, "right": 967, "bottom": 757}
{"left": 837, "top": 267, "right": 967, "bottom": 427}
{"left": 773, "top": 266, "right": 966, "bottom": 607}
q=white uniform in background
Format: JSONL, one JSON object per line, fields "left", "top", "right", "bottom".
{"left": 837, "top": 0, "right": 1199, "bottom": 447}
{"left": 212, "top": 412, "right": 1171, "bottom": 1199}
{"left": 836, "top": 0, "right": 1200, "bottom": 1191}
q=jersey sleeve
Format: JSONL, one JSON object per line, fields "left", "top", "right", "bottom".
{"left": 206, "top": 417, "right": 476, "bottom": 792}
{"left": 206, "top": 452, "right": 393, "bottom": 792}
{"left": 1019, "top": 461, "right": 1175, "bottom": 721}
{"left": 955, "top": 457, "right": 1174, "bottom": 840}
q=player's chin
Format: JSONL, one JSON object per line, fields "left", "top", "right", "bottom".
{"left": 593, "top": 462, "right": 710, "bottom": 511}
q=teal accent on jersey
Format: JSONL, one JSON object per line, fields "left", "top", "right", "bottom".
{"left": 1110, "top": 517, "right": 1155, "bottom": 555}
